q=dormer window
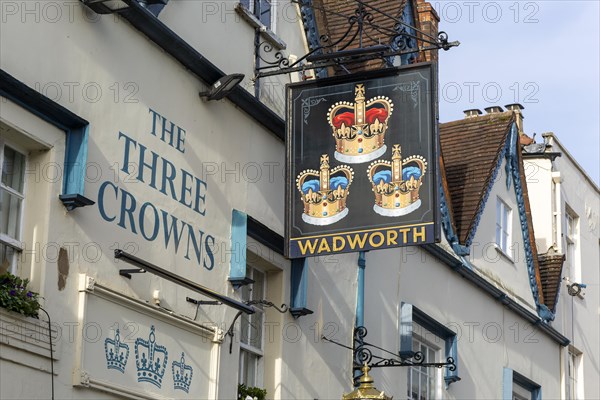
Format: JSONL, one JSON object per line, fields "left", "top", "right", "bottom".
{"left": 496, "top": 197, "right": 512, "bottom": 254}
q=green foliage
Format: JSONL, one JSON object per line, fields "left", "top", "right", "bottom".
{"left": 0, "top": 272, "right": 40, "bottom": 318}
{"left": 238, "top": 384, "right": 267, "bottom": 400}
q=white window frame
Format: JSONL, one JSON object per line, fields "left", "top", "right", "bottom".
{"left": 0, "top": 138, "right": 27, "bottom": 274}
{"left": 566, "top": 347, "right": 582, "bottom": 400}
{"left": 496, "top": 197, "right": 512, "bottom": 255}
{"left": 240, "top": 0, "right": 276, "bottom": 32}
{"left": 407, "top": 324, "right": 443, "bottom": 400}
{"left": 565, "top": 206, "right": 580, "bottom": 282}
{"left": 238, "top": 265, "right": 266, "bottom": 388}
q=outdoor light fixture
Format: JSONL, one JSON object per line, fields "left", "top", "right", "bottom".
{"left": 342, "top": 364, "right": 392, "bottom": 400}
{"left": 199, "top": 74, "right": 245, "bottom": 101}
{"left": 80, "top": 0, "right": 167, "bottom": 15}
{"left": 114, "top": 249, "right": 255, "bottom": 314}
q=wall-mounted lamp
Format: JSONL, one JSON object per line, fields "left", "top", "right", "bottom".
{"left": 567, "top": 282, "right": 587, "bottom": 297}
{"left": 199, "top": 74, "right": 245, "bottom": 101}
{"left": 80, "top": 0, "right": 167, "bottom": 15}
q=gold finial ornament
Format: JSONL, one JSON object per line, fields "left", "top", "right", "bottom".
{"left": 342, "top": 364, "right": 392, "bottom": 400}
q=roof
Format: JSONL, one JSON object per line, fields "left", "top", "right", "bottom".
{"left": 538, "top": 249, "right": 565, "bottom": 312}
{"left": 439, "top": 112, "right": 514, "bottom": 245}
{"left": 439, "top": 110, "right": 563, "bottom": 318}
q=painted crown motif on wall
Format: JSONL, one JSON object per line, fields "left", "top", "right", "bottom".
{"left": 328, "top": 83, "right": 393, "bottom": 163}
{"left": 297, "top": 154, "right": 354, "bottom": 226}
{"left": 367, "top": 144, "right": 427, "bottom": 216}
{"left": 172, "top": 352, "right": 194, "bottom": 393}
{"left": 135, "top": 325, "right": 169, "bottom": 388}
{"left": 104, "top": 329, "right": 130, "bottom": 373}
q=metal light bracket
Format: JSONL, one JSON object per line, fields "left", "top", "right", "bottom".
{"left": 323, "top": 326, "right": 456, "bottom": 383}
{"left": 226, "top": 300, "right": 289, "bottom": 353}
{"left": 114, "top": 249, "right": 255, "bottom": 314}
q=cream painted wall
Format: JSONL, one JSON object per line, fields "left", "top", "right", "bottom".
{"left": 0, "top": 1, "right": 578, "bottom": 399}
{"left": 468, "top": 157, "right": 538, "bottom": 313}
{"left": 158, "top": 0, "right": 308, "bottom": 117}
{"left": 524, "top": 134, "right": 600, "bottom": 400}
{"left": 365, "top": 247, "right": 561, "bottom": 400}
{"left": 524, "top": 158, "right": 554, "bottom": 252}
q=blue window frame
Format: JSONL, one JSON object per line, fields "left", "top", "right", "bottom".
{"left": 503, "top": 368, "right": 542, "bottom": 400}
{"left": 400, "top": 303, "right": 460, "bottom": 387}
{"left": 240, "top": 0, "right": 274, "bottom": 30}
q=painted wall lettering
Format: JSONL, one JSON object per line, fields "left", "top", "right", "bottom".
{"left": 97, "top": 108, "right": 214, "bottom": 270}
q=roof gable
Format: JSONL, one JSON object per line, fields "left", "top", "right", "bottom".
{"left": 440, "top": 112, "right": 514, "bottom": 246}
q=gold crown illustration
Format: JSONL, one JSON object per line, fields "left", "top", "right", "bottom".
{"left": 367, "top": 145, "right": 427, "bottom": 217}
{"left": 328, "top": 84, "right": 393, "bottom": 164}
{"left": 296, "top": 154, "right": 354, "bottom": 226}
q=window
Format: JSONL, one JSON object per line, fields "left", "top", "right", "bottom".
{"left": 0, "top": 140, "right": 26, "bottom": 274}
{"left": 565, "top": 207, "right": 580, "bottom": 282}
{"left": 496, "top": 198, "right": 512, "bottom": 254}
{"left": 566, "top": 348, "right": 582, "bottom": 400}
{"left": 240, "top": 0, "right": 275, "bottom": 31}
{"left": 400, "top": 303, "right": 460, "bottom": 396}
{"left": 512, "top": 382, "right": 532, "bottom": 400}
{"left": 503, "top": 368, "right": 541, "bottom": 400}
{"left": 238, "top": 265, "right": 266, "bottom": 387}
{"left": 407, "top": 334, "right": 441, "bottom": 400}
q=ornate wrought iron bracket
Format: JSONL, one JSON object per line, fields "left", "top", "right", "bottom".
{"left": 226, "top": 300, "right": 289, "bottom": 353}
{"left": 323, "top": 326, "right": 456, "bottom": 381}
{"left": 254, "top": 0, "right": 459, "bottom": 80}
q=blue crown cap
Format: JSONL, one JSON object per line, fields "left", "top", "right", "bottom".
{"left": 172, "top": 352, "right": 194, "bottom": 393}
{"left": 373, "top": 169, "right": 392, "bottom": 185}
{"left": 403, "top": 166, "right": 422, "bottom": 180}
{"left": 135, "top": 325, "right": 169, "bottom": 388}
{"left": 104, "top": 329, "right": 130, "bottom": 373}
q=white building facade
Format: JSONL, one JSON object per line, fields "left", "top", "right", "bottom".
{"left": 1, "top": 1, "right": 594, "bottom": 400}
{"left": 523, "top": 131, "right": 600, "bottom": 400}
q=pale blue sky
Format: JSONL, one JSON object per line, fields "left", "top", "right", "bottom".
{"left": 437, "top": 1, "right": 599, "bottom": 184}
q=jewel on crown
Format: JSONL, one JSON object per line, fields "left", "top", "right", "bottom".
{"left": 296, "top": 154, "right": 354, "bottom": 226}
{"left": 104, "top": 329, "right": 130, "bottom": 373}
{"left": 367, "top": 144, "right": 427, "bottom": 217}
{"left": 172, "top": 352, "right": 194, "bottom": 393}
{"left": 328, "top": 83, "right": 393, "bottom": 164}
{"left": 134, "top": 325, "right": 169, "bottom": 388}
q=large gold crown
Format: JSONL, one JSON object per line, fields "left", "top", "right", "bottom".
{"left": 367, "top": 145, "right": 427, "bottom": 217}
{"left": 328, "top": 84, "right": 393, "bottom": 164}
{"left": 296, "top": 154, "right": 354, "bottom": 226}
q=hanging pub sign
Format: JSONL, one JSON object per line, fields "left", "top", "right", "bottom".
{"left": 285, "top": 63, "right": 440, "bottom": 258}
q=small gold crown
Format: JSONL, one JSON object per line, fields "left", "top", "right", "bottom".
{"left": 367, "top": 144, "right": 427, "bottom": 217}
{"left": 296, "top": 154, "right": 354, "bottom": 226}
{"left": 328, "top": 84, "right": 393, "bottom": 164}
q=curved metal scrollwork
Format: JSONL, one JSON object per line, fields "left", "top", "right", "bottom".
{"left": 226, "top": 300, "right": 288, "bottom": 353}
{"left": 246, "top": 299, "right": 289, "bottom": 313}
{"left": 322, "top": 325, "right": 457, "bottom": 374}
{"left": 254, "top": 0, "right": 459, "bottom": 79}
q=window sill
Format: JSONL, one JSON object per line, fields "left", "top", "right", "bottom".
{"left": 495, "top": 245, "right": 515, "bottom": 263}
{"left": 235, "top": 3, "right": 287, "bottom": 51}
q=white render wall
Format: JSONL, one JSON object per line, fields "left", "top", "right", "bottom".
{"left": 365, "top": 246, "right": 561, "bottom": 400}
{"left": 524, "top": 134, "right": 600, "bottom": 400}
{"left": 0, "top": 2, "right": 576, "bottom": 400}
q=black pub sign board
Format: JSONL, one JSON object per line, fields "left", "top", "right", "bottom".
{"left": 285, "top": 63, "right": 440, "bottom": 258}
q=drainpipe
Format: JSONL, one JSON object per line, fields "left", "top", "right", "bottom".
{"left": 354, "top": 251, "right": 366, "bottom": 383}
{"left": 552, "top": 172, "right": 562, "bottom": 252}
{"left": 356, "top": 252, "right": 366, "bottom": 328}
